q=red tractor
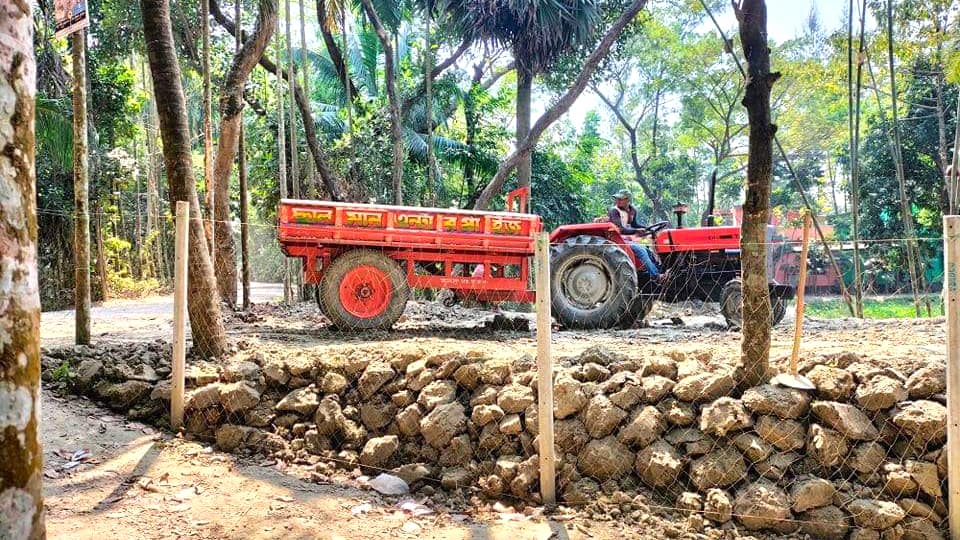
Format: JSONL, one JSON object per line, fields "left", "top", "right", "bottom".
{"left": 277, "top": 188, "right": 793, "bottom": 330}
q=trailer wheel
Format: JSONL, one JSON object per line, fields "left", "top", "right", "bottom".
{"left": 551, "top": 235, "right": 638, "bottom": 329}
{"left": 320, "top": 250, "right": 410, "bottom": 330}
{"left": 617, "top": 295, "right": 655, "bottom": 329}
{"left": 720, "top": 278, "right": 787, "bottom": 330}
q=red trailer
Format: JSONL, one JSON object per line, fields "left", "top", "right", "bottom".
{"left": 277, "top": 189, "right": 542, "bottom": 329}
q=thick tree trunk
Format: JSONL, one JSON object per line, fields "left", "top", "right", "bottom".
{"left": 238, "top": 0, "right": 251, "bottom": 310}
{"left": 515, "top": 62, "right": 533, "bottom": 190}
{"left": 473, "top": 0, "right": 649, "bottom": 210}
{"left": 735, "top": 0, "right": 778, "bottom": 387}
{"left": 141, "top": 0, "right": 227, "bottom": 358}
{"left": 73, "top": 30, "right": 91, "bottom": 345}
{"left": 210, "top": 0, "right": 343, "bottom": 201}
{"left": 316, "top": 0, "right": 361, "bottom": 103}
{"left": 1, "top": 4, "right": 45, "bottom": 537}
{"left": 360, "top": 0, "right": 404, "bottom": 204}
{"left": 212, "top": 0, "right": 276, "bottom": 307}
{"left": 284, "top": 0, "right": 300, "bottom": 200}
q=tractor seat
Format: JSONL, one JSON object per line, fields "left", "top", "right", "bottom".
{"left": 593, "top": 216, "right": 610, "bottom": 224}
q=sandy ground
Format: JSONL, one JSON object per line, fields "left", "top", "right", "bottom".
{"left": 39, "top": 287, "right": 946, "bottom": 539}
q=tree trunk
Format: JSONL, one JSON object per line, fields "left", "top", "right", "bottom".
{"left": 0, "top": 6, "right": 45, "bottom": 537}
{"left": 210, "top": 0, "right": 343, "bottom": 201}
{"left": 951, "top": 93, "right": 960, "bottom": 214}
{"left": 96, "top": 211, "right": 110, "bottom": 301}
{"left": 515, "top": 62, "right": 533, "bottom": 190}
{"left": 73, "top": 30, "right": 91, "bottom": 345}
{"left": 142, "top": 60, "right": 166, "bottom": 283}
{"left": 360, "top": 0, "right": 404, "bottom": 204}
{"left": 212, "top": 0, "right": 276, "bottom": 307}
{"left": 141, "top": 0, "right": 227, "bottom": 358}
{"left": 316, "top": 0, "right": 361, "bottom": 103}
{"left": 735, "top": 0, "right": 778, "bottom": 387}
{"left": 275, "top": 23, "right": 293, "bottom": 304}
{"left": 462, "top": 72, "right": 479, "bottom": 205}
{"left": 284, "top": 0, "right": 300, "bottom": 200}
{"left": 473, "top": 0, "right": 649, "bottom": 210}
{"left": 202, "top": 0, "right": 214, "bottom": 254}
{"left": 847, "top": 0, "right": 865, "bottom": 318}
{"left": 238, "top": 0, "right": 251, "bottom": 310}
{"left": 424, "top": 8, "right": 435, "bottom": 205}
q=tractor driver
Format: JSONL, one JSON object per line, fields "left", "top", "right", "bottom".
{"left": 608, "top": 189, "right": 665, "bottom": 282}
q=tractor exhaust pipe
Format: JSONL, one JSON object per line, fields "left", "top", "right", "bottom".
{"left": 702, "top": 169, "right": 718, "bottom": 226}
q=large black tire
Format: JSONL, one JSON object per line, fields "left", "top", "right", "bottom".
{"left": 551, "top": 235, "right": 638, "bottom": 329}
{"left": 319, "top": 249, "right": 410, "bottom": 330}
{"left": 617, "top": 295, "right": 656, "bottom": 329}
{"left": 720, "top": 278, "right": 787, "bottom": 330}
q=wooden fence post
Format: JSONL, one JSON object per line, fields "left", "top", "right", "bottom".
{"left": 171, "top": 201, "right": 189, "bottom": 430}
{"left": 535, "top": 232, "right": 556, "bottom": 507}
{"left": 944, "top": 215, "right": 960, "bottom": 540}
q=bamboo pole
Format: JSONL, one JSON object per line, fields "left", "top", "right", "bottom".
{"left": 790, "top": 213, "right": 811, "bottom": 375}
{"left": 171, "top": 201, "right": 190, "bottom": 430}
{"left": 943, "top": 215, "right": 960, "bottom": 540}
{"left": 535, "top": 232, "right": 556, "bottom": 507}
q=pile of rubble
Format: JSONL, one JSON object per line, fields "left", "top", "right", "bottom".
{"left": 43, "top": 342, "right": 948, "bottom": 539}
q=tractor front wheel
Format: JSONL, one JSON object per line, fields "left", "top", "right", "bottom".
{"left": 550, "top": 235, "right": 638, "bottom": 329}
{"left": 719, "top": 278, "right": 787, "bottom": 330}
{"left": 319, "top": 250, "right": 410, "bottom": 330}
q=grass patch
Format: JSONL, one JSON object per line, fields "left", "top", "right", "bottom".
{"left": 805, "top": 294, "right": 943, "bottom": 319}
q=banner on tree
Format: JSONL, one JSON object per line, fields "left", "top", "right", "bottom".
{"left": 54, "top": 0, "right": 89, "bottom": 39}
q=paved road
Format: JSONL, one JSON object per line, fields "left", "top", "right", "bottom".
{"left": 41, "top": 282, "right": 283, "bottom": 348}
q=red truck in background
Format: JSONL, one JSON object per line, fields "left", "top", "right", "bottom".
{"left": 277, "top": 188, "right": 794, "bottom": 331}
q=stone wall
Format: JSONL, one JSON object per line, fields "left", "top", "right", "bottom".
{"left": 43, "top": 343, "right": 949, "bottom": 539}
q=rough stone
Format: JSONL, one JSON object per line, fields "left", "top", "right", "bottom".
{"left": 216, "top": 424, "right": 253, "bottom": 452}
{"left": 618, "top": 406, "right": 666, "bottom": 448}
{"left": 420, "top": 402, "right": 466, "bottom": 448}
{"left": 906, "top": 460, "right": 941, "bottom": 498}
{"left": 742, "top": 384, "right": 811, "bottom": 419}
{"left": 184, "top": 384, "right": 221, "bottom": 411}
{"left": 262, "top": 359, "right": 289, "bottom": 386}
{"left": 756, "top": 415, "right": 805, "bottom": 451}
{"left": 580, "top": 362, "right": 611, "bottom": 382}
{"left": 314, "top": 396, "right": 344, "bottom": 436}
{"left": 577, "top": 436, "right": 633, "bottom": 481}
{"left": 499, "top": 414, "right": 522, "bottom": 434}
{"left": 319, "top": 372, "right": 349, "bottom": 395}
{"left": 689, "top": 448, "right": 747, "bottom": 489}
{"left": 396, "top": 404, "right": 422, "bottom": 437}
{"left": 791, "top": 477, "right": 836, "bottom": 512}
{"left": 892, "top": 401, "right": 947, "bottom": 448}
{"left": 811, "top": 401, "right": 879, "bottom": 440}
{"left": 700, "top": 397, "right": 753, "bottom": 437}
{"left": 221, "top": 360, "right": 261, "bottom": 383}
{"left": 657, "top": 398, "right": 695, "bottom": 426}
{"left": 905, "top": 367, "right": 945, "bottom": 400}
{"left": 555, "top": 419, "right": 590, "bottom": 454}
{"left": 635, "top": 440, "right": 683, "bottom": 489}
{"left": 360, "top": 435, "right": 399, "bottom": 467}
{"left": 95, "top": 380, "right": 153, "bottom": 410}
{"left": 360, "top": 397, "right": 396, "bottom": 431}
{"left": 218, "top": 382, "right": 261, "bottom": 414}
{"left": 357, "top": 362, "right": 395, "bottom": 399}
{"left": 276, "top": 386, "right": 320, "bottom": 416}
{"left": 901, "top": 517, "right": 944, "bottom": 540}
{"left": 857, "top": 376, "right": 909, "bottom": 411}
{"left": 471, "top": 404, "right": 505, "bottom": 426}
{"left": 562, "top": 478, "right": 600, "bottom": 505}
{"left": 75, "top": 359, "right": 103, "bottom": 390}
{"left": 807, "top": 423, "right": 850, "bottom": 467}
{"left": 672, "top": 371, "right": 736, "bottom": 403}
{"left": 850, "top": 441, "right": 888, "bottom": 474}
{"left": 392, "top": 463, "right": 431, "bottom": 485}
{"left": 578, "top": 346, "right": 620, "bottom": 366}
{"left": 807, "top": 365, "right": 857, "bottom": 401}
{"left": 554, "top": 377, "right": 587, "bottom": 419}
{"left": 479, "top": 359, "right": 511, "bottom": 385}
{"left": 417, "top": 380, "right": 457, "bottom": 411}
{"left": 452, "top": 364, "right": 481, "bottom": 390}
{"left": 847, "top": 499, "right": 906, "bottom": 530}
{"left": 734, "top": 432, "right": 774, "bottom": 462}
{"left": 733, "top": 480, "right": 797, "bottom": 534}
{"left": 497, "top": 384, "right": 535, "bottom": 414}
{"left": 755, "top": 451, "right": 800, "bottom": 481}
{"left": 440, "top": 467, "right": 474, "bottom": 490}
{"left": 583, "top": 395, "right": 628, "bottom": 438}
{"left": 641, "top": 375, "right": 675, "bottom": 403}
{"left": 799, "top": 505, "right": 850, "bottom": 540}
{"left": 438, "top": 434, "right": 473, "bottom": 466}
{"left": 703, "top": 488, "right": 733, "bottom": 523}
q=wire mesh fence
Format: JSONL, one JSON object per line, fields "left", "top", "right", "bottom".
{"left": 37, "top": 204, "right": 953, "bottom": 538}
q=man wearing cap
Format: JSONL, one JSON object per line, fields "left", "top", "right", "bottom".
{"left": 608, "top": 189, "right": 665, "bottom": 282}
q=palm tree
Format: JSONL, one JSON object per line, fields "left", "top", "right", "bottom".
{"left": 442, "top": 0, "right": 600, "bottom": 189}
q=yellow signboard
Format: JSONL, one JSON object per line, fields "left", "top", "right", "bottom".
{"left": 292, "top": 208, "right": 333, "bottom": 225}
{"left": 345, "top": 211, "right": 384, "bottom": 228}
{"left": 396, "top": 213, "right": 435, "bottom": 230}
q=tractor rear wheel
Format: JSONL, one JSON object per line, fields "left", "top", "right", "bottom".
{"left": 319, "top": 249, "right": 410, "bottom": 330}
{"left": 551, "top": 235, "right": 638, "bottom": 329}
{"left": 720, "top": 278, "right": 787, "bottom": 330}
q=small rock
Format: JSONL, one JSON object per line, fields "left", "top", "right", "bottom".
{"left": 892, "top": 401, "right": 947, "bottom": 448}
{"left": 396, "top": 404, "right": 422, "bottom": 437}
{"left": 497, "top": 384, "right": 535, "bottom": 414}
{"left": 583, "top": 395, "right": 628, "bottom": 438}
{"left": 219, "top": 382, "right": 261, "bottom": 414}
{"left": 580, "top": 362, "right": 611, "bottom": 382}
{"left": 555, "top": 418, "right": 590, "bottom": 454}
{"left": 419, "top": 402, "right": 466, "bottom": 448}
{"left": 799, "top": 505, "right": 850, "bottom": 540}
{"left": 578, "top": 436, "right": 634, "bottom": 481}
{"left": 221, "top": 360, "right": 260, "bottom": 383}
{"left": 276, "top": 386, "right": 320, "bottom": 416}
{"left": 734, "top": 432, "right": 774, "bottom": 462}
{"left": 742, "top": 384, "right": 810, "bottom": 419}
{"left": 703, "top": 488, "right": 733, "bottom": 523}
{"left": 756, "top": 415, "right": 805, "bottom": 451}
{"left": 75, "top": 359, "right": 103, "bottom": 390}
{"left": 314, "top": 396, "right": 344, "bottom": 435}
{"left": 905, "top": 367, "right": 945, "bottom": 400}
{"left": 418, "top": 380, "right": 457, "bottom": 411}
{"left": 360, "top": 435, "right": 399, "bottom": 467}
{"left": 807, "top": 365, "right": 856, "bottom": 401}
{"left": 657, "top": 398, "right": 695, "bottom": 426}
{"left": 811, "top": 401, "right": 879, "bottom": 440}
{"left": 554, "top": 377, "right": 588, "bottom": 419}
{"left": 791, "top": 477, "right": 835, "bottom": 512}
{"left": 755, "top": 451, "right": 800, "bottom": 481}
{"left": 357, "top": 362, "right": 395, "bottom": 399}
{"left": 499, "top": 414, "right": 522, "bottom": 434}
{"left": 618, "top": 406, "right": 666, "bottom": 448}
{"left": 672, "top": 371, "right": 736, "bottom": 403}
{"left": 700, "top": 397, "right": 753, "bottom": 437}
{"left": 733, "top": 480, "right": 797, "bottom": 534}
{"left": 392, "top": 463, "right": 431, "bottom": 485}
{"left": 215, "top": 424, "right": 252, "bottom": 451}
{"left": 472, "top": 404, "right": 505, "bottom": 426}
{"left": 856, "top": 376, "right": 908, "bottom": 411}
{"left": 319, "top": 372, "right": 349, "bottom": 394}
{"left": 901, "top": 517, "right": 944, "bottom": 540}
{"left": 184, "top": 383, "right": 221, "bottom": 411}
{"left": 452, "top": 364, "right": 481, "bottom": 390}
{"left": 440, "top": 467, "right": 474, "bottom": 490}
{"left": 689, "top": 448, "right": 747, "bottom": 489}
{"left": 641, "top": 375, "right": 675, "bottom": 403}
{"left": 635, "top": 440, "right": 683, "bottom": 489}
{"left": 846, "top": 499, "right": 907, "bottom": 530}
{"left": 807, "top": 424, "right": 849, "bottom": 467}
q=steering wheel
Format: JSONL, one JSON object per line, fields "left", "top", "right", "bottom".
{"left": 641, "top": 220, "right": 671, "bottom": 237}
